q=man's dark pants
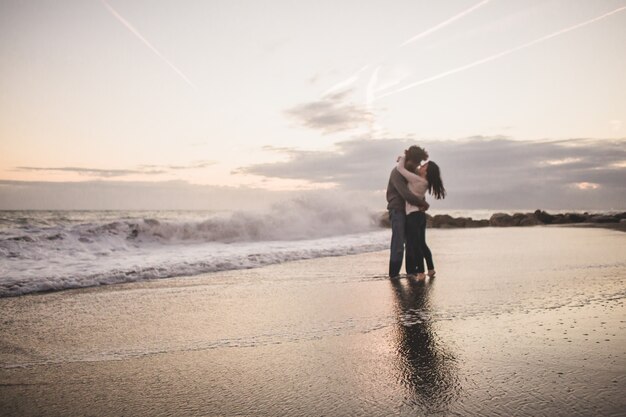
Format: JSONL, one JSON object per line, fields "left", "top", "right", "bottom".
{"left": 388, "top": 208, "right": 406, "bottom": 278}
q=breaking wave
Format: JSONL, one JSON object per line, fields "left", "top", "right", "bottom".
{"left": 0, "top": 198, "right": 387, "bottom": 297}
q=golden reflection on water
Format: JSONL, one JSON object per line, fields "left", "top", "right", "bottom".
{"left": 390, "top": 278, "right": 461, "bottom": 412}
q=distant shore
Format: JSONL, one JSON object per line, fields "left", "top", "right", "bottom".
{"left": 378, "top": 210, "right": 626, "bottom": 231}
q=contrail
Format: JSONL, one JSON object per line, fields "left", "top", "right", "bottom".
{"left": 100, "top": 0, "right": 196, "bottom": 88}
{"left": 322, "top": 65, "right": 369, "bottom": 96}
{"left": 400, "top": 0, "right": 491, "bottom": 47}
{"left": 321, "top": 1, "right": 491, "bottom": 97}
{"left": 380, "top": 6, "right": 626, "bottom": 99}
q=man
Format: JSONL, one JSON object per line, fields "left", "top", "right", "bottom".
{"left": 386, "top": 145, "right": 430, "bottom": 278}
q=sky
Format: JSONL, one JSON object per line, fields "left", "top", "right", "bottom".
{"left": 1, "top": 0, "right": 625, "bottom": 210}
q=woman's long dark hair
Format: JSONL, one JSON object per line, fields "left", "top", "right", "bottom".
{"left": 426, "top": 161, "right": 446, "bottom": 200}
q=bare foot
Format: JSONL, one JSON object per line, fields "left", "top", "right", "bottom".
{"left": 428, "top": 269, "right": 436, "bottom": 278}
{"left": 416, "top": 273, "right": 426, "bottom": 281}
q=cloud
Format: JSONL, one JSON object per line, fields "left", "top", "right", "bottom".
{"left": 15, "top": 166, "right": 165, "bottom": 177}
{"left": 15, "top": 161, "right": 215, "bottom": 178}
{"left": 5, "top": 139, "right": 624, "bottom": 210}
{"left": 238, "top": 136, "right": 626, "bottom": 210}
{"left": 573, "top": 182, "right": 599, "bottom": 190}
{"left": 285, "top": 90, "right": 372, "bottom": 134}
{"left": 0, "top": 180, "right": 289, "bottom": 210}
{"left": 139, "top": 160, "right": 215, "bottom": 171}
{"left": 542, "top": 158, "right": 581, "bottom": 166}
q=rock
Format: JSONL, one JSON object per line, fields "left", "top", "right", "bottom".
{"left": 552, "top": 213, "right": 588, "bottom": 224}
{"left": 450, "top": 215, "right": 478, "bottom": 228}
{"left": 378, "top": 209, "right": 622, "bottom": 229}
{"left": 430, "top": 214, "right": 452, "bottom": 227}
{"left": 519, "top": 216, "right": 543, "bottom": 226}
{"left": 551, "top": 214, "right": 569, "bottom": 224}
{"left": 564, "top": 213, "right": 589, "bottom": 223}
{"left": 489, "top": 213, "right": 515, "bottom": 227}
{"left": 489, "top": 212, "right": 542, "bottom": 227}
{"left": 431, "top": 214, "right": 465, "bottom": 228}
{"left": 512, "top": 212, "right": 527, "bottom": 224}
{"left": 519, "top": 214, "right": 541, "bottom": 226}
{"left": 534, "top": 209, "right": 554, "bottom": 224}
{"left": 428, "top": 215, "right": 489, "bottom": 228}
{"left": 589, "top": 215, "right": 620, "bottom": 223}
{"left": 470, "top": 219, "right": 490, "bottom": 227}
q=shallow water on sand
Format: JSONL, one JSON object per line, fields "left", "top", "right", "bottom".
{"left": 1, "top": 227, "right": 625, "bottom": 416}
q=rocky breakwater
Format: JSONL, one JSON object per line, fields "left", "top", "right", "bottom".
{"left": 377, "top": 213, "right": 490, "bottom": 229}
{"left": 428, "top": 214, "right": 489, "bottom": 228}
{"left": 377, "top": 210, "right": 626, "bottom": 229}
{"left": 489, "top": 210, "right": 626, "bottom": 227}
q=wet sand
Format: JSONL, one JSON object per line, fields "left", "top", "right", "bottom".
{"left": 1, "top": 227, "right": 625, "bottom": 416}
{"left": 550, "top": 221, "right": 626, "bottom": 232}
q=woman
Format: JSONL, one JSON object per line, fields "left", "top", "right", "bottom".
{"left": 396, "top": 156, "right": 446, "bottom": 280}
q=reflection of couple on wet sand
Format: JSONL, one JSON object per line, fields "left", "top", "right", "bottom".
{"left": 385, "top": 146, "right": 456, "bottom": 412}
{"left": 390, "top": 278, "right": 459, "bottom": 412}
{"left": 386, "top": 145, "right": 446, "bottom": 280}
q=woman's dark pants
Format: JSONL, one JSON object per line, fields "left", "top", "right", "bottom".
{"left": 405, "top": 211, "right": 434, "bottom": 274}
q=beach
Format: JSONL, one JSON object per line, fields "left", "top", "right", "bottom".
{"left": 1, "top": 226, "right": 625, "bottom": 416}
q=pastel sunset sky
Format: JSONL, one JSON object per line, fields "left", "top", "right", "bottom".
{"left": 1, "top": 0, "right": 625, "bottom": 209}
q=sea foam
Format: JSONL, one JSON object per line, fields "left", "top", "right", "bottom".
{"left": 0, "top": 198, "right": 386, "bottom": 296}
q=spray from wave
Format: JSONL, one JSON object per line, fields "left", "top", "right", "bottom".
{"left": 134, "top": 196, "right": 381, "bottom": 243}
{"left": 0, "top": 196, "right": 387, "bottom": 297}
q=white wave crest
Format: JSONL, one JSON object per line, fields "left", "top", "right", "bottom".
{"left": 0, "top": 197, "right": 387, "bottom": 296}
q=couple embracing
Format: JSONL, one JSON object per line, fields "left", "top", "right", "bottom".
{"left": 386, "top": 145, "right": 446, "bottom": 281}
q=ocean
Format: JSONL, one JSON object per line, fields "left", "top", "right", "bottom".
{"left": 0, "top": 205, "right": 616, "bottom": 297}
{"left": 0, "top": 205, "right": 381, "bottom": 297}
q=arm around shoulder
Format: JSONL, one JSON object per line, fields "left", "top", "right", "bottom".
{"left": 396, "top": 156, "right": 421, "bottom": 183}
{"left": 390, "top": 169, "right": 429, "bottom": 209}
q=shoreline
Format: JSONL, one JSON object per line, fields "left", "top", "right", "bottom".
{"left": 2, "top": 221, "right": 624, "bottom": 299}
{"left": 548, "top": 221, "right": 626, "bottom": 232}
